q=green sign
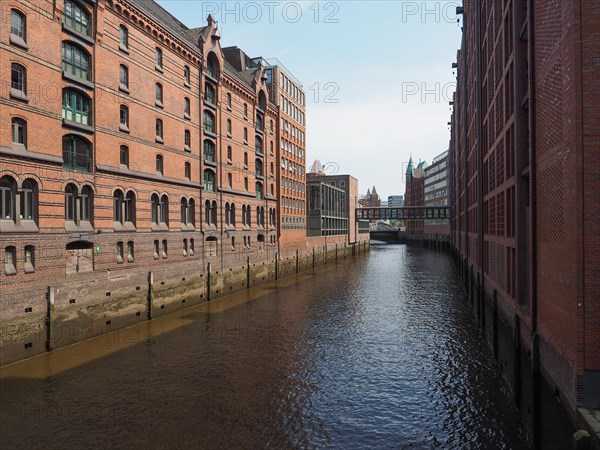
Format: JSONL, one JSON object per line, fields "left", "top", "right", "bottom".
{"left": 95, "top": 246, "right": 101, "bottom": 254}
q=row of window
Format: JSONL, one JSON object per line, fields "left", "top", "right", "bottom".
{"left": 4, "top": 245, "right": 35, "bottom": 275}
{"left": 281, "top": 158, "right": 305, "bottom": 179}
{"left": 279, "top": 72, "right": 305, "bottom": 106}
{"left": 280, "top": 94, "right": 305, "bottom": 126}
{"left": 1, "top": 176, "right": 275, "bottom": 230}
{"left": 282, "top": 138, "right": 305, "bottom": 160}
{"left": 281, "top": 216, "right": 306, "bottom": 230}
{"left": 281, "top": 119, "right": 304, "bottom": 143}
{"left": 282, "top": 197, "right": 305, "bottom": 212}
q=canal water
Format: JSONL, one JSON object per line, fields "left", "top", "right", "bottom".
{"left": 0, "top": 245, "right": 532, "bottom": 449}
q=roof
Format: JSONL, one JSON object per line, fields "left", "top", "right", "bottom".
{"left": 125, "top": 0, "right": 199, "bottom": 49}
{"left": 406, "top": 157, "right": 414, "bottom": 175}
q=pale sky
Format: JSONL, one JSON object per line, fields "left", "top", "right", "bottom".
{"left": 158, "top": 0, "right": 463, "bottom": 199}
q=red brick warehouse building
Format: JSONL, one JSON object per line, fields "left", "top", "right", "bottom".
{"left": 0, "top": 0, "right": 325, "bottom": 362}
{"left": 450, "top": 0, "right": 599, "bottom": 446}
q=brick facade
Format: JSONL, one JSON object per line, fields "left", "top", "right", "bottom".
{"left": 450, "top": 0, "right": 599, "bottom": 429}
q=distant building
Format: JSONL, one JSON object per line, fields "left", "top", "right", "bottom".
{"left": 424, "top": 150, "right": 449, "bottom": 236}
{"left": 360, "top": 186, "right": 380, "bottom": 207}
{"left": 388, "top": 195, "right": 404, "bottom": 207}
{"left": 404, "top": 158, "right": 428, "bottom": 235}
{"left": 306, "top": 171, "right": 366, "bottom": 242}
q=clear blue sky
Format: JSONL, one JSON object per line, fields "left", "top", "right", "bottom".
{"left": 157, "top": 0, "right": 463, "bottom": 199}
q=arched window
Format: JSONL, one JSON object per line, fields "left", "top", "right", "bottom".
{"left": 20, "top": 179, "right": 37, "bottom": 222}
{"left": 62, "top": 89, "right": 91, "bottom": 125}
{"left": 62, "top": 42, "right": 91, "bottom": 81}
{"left": 119, "top": 25, "right": 128, "bottom": 49}
{"left": 258, "top": 91, "right": 267, "bottom": 111}
{"left": 230, "top": 203, "right": 236, "bottom": 226}
{"left": 247, "top": 204, "right": 251, "bottom": 226}
{"left": 205, "top": 82, "right": 215, "bottom": 105}
{"left": 211, "top": 201, "right": 217, "bottom": 225}
{"left": 204, "top": 139, "right": 215, "bottom": 162}
{"left": 244, "top": 152, "right": 248, "bottom": 166}
{"left": 256, "top": 182, "right": 263, "bottom": 200}
{"left": 184, "top": 130, "right": 191, "bottom": 150}
{"left": 155, "top": 83, "right": 163, "bottom": 106}
{"left": 12, "top": 118, "right": 26, "bottom": 146}
{"left": 188, "top": 199, "right": 195, "bottom": 226}
{"left": 256, "top": 206, "right": 260, "bottom": 225}
{"left": 255, "top": 136, "right": 263, "bottom": 154}
{"left": 63, "top": 0, "right": 90, "bottom": 36}
{"left": 151, "top": 194, "right": 159, "bottom": 224}
{"left": 184, "top": 161, "right": 191, "bottom": 179}
{"left": 226, "top": 93, "right": 232, "bottom": 109}
{"left": 65, "top": 184, "right": 77, "bottom": 221}
{"left": 241, "top": 205, "right": 247, "bottom": 226}
{"left": 225, "top": 203, "right": 230, "bottom": 225}
{"left": 155, "top": 47, "right": 163, "bottom": 69}
{"left": 255, "top": 159, "right": 263, "bottom": 177}
{"left": 260, "top": 207, "right": 265, "bottom": 227}
{"left": 159, "top": 194, "right": 168, "bottom": 225}
{"left": 0, "top": 176, "right": 17, "bottom": 221}
{"left": 119, "top": 65, "right": 129, "bottom": 90}
{"left": 120, "top": 105, "right": 129, "bottom": 130}
{"left": 244, "top": 177, "right": 248, "bottom": 191}
{"left": 204, "top": 170, "right": 215, "bottom": 192}
{"left": 155, "top": 154, "right": 163, "bottom": 175}
{"left": 184, "top": 66, "right": 190, "bottom": 86}
{"left": 256, "top": 113, "right": 264, "bottom": 132}
{"left": 244, "top": 128, "right": 248, "bottom": 143}
{"left": 120, "top": 145, "right": 129, "bottom": 167}
{"left": 184, "top": 97, "right": 191, "bottom": 117}
{"left": 125, "top": 191, "right": 136, "bottom": 224}
{"left": 204, "top": 200, "right": 211, "bottom": 224}
{"left": 113, "top": 189, "right": 124, "bottom": 223}
{"left": 156, "top": 119, "right": 163, "bottom": 140}
{"left": 206, "top": 53, "right": 219, "bottom": 79}
{"left": 80, "top": 185, "right": 93, "bottom": 222}
{"left": 227, "top": 146, "right": 232, "bottom": 161}
{"left": 11, "top": 10, "right": 26, "bottom": 42}
{"left": 226, "top": 119, "right": 232, "bottom": 135}
{"left": 62, "top": 135, "right": 92, "bottom": 172}
{"left": 203, "top": 111, "right": 215, "bottom": 134}
{"left": 180, "top": 198, "right": 188, "bottom": 225}
{"left": 244, "top": 103, "right": 248, "bottom": 118}
{"left": 11, "top": 63, "right": 26, "bottom": 94}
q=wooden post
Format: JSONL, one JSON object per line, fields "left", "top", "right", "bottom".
{"left": 45, "top": 286, "right": 55, "bottom": 352}
{"left": 296, "top": 249, "right": 299, "bottom": 273}
{"left": 147, "top": 271, "right": 154, "bottom": 319}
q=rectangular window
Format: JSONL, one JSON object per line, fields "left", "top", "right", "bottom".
{"left": 127, "top": 241, "right": 134, "bottom": 262}
{"left": 153, "top": 240, "right": 159, "bottom": 259}
{"left": 24, "top": 245, "right": 35, "bottom": 273}
{"left": 4, "top": 246, "right": 17, "bottom": 275}
{"left": 116, "top": 241, "right": 124, "bottom": 263}
{"left": 161, "top": 240, "right": 168, "bottom": 258}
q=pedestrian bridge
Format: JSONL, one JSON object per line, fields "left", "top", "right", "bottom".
{"left": 357, "top": 206, "right": 451, "bottom": 244}
{"left": 356, "top": 206, "right": 451, "bottom": 221}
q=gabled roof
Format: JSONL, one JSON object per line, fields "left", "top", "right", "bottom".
{"left": 406, "top": 157, "right": 414, "bottom": 175}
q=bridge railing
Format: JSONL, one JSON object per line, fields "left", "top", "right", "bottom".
{"left": 356, "top": 206, "right": 450, "bottom": 221}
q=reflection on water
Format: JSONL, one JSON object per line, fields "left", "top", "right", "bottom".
{"left": 0, "top": 245, "right": 532, "bottom": 449}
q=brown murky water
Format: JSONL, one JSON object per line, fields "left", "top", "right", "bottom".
{"left": 0, "top": 245, "right": 532, "bottom": 449}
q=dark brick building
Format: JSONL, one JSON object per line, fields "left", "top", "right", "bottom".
{"left": 404, "top": 157, "right": 427, "bottom": 235}
{"left": 450, "top": 0, "right": 599, "bottom": 444}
